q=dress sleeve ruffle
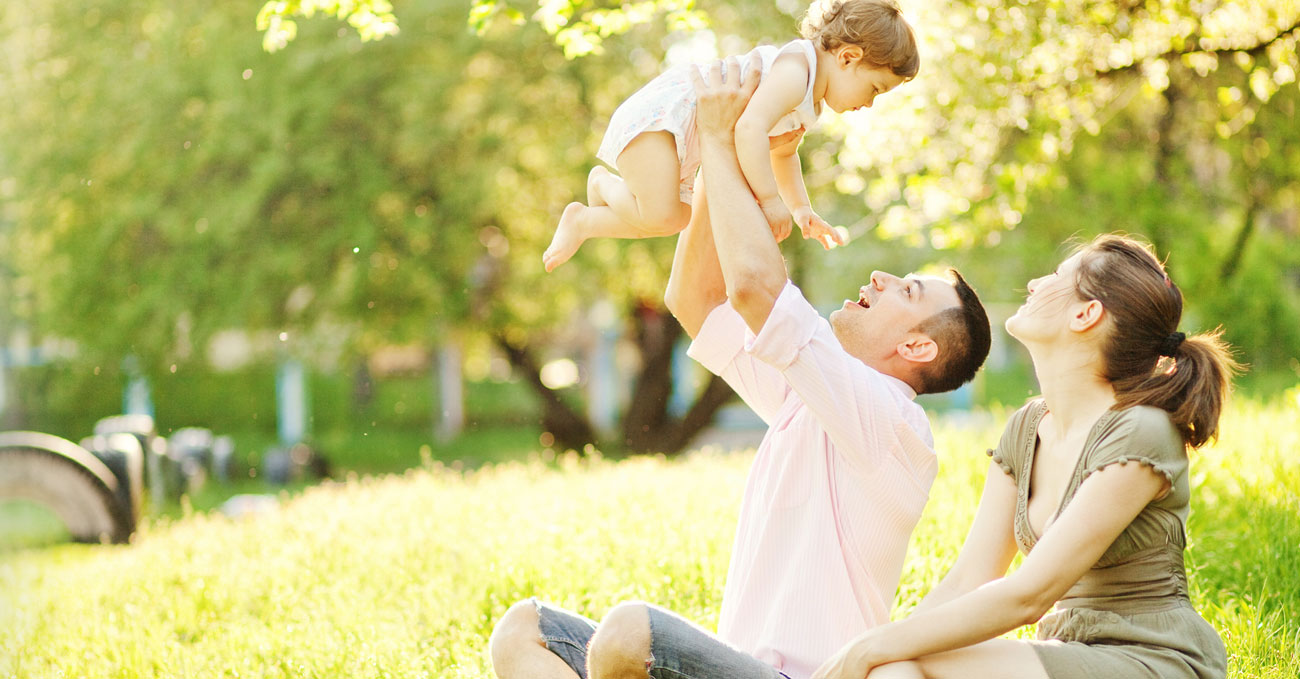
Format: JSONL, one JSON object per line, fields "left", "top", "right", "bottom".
{"left": 985, "top": 400, "right": 1044, "bottom": 481}
{"left": 986, "top": 447, "right": 1014, "bottom": 476}
{"left": 1080, "top": 455, "right": 1177, "bottom": 493}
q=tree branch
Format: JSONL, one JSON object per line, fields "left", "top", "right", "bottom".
{"left": 1097, "top": 18, "right": 1300, "bottom": 78}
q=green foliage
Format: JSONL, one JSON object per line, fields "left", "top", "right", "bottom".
{"left": 4, "top": 0, "right": 1299, "bottom": 461}
{"left": 470, "top": 0, "right": 708, "bottom": 59}
{"left": 1, "top": 0, "right": 622, "bottom": 377}
{"left": 257, "top": 0, "right": 399, "bottom": 52}
{"left": 1, "top": 400, "right": 1296, "bottom": 676}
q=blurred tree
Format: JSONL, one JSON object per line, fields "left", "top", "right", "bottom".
{"left": 5, "top": 0, "right": 1297, "bottom": 463}
{"left": 457, "top": 0, "right": 1300, "bottom": 370}
{"left": 1, "top": 0, "right": 784, "bottom": 454}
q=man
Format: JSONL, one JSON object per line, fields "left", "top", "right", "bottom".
{"left": 490, "top": 58, "right": 991, "bottom": 679}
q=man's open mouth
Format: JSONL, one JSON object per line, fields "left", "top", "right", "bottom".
{"left": 857, "top": 293, "right": 871, "bottom": 309}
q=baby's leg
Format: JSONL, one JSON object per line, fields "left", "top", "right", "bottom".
{"left": 587, "top": 166, "right": 610, "bottom": 207}
{"left": 544, "top": 132, "right": 689, "bottom": 272}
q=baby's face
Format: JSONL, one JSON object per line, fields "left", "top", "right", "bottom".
{"left": 824, "top": 62, "right": 905, "bottom": 114}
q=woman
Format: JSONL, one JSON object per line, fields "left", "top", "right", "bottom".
{"left": 814, "top": 234, "right": 1235, "bottom": 679}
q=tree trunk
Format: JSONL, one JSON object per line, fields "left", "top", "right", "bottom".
{"left": 1220, "top": 199, "right": 1257, "bottom": 281}
{"left": 620, "top": 305, "right": 736, "bottom": 456}
{"left": 495, "top": 306, "right": 738, "bottom": 457}
{"left": 620, "top": 303, "right": 680, "bottom": 452}
{"left": 1149, "top": 79, "right": 1180, "bottom": 259}
{"left": 493, "top": 333, "right": 597, "bottom": 453}
{"left": 659, "top": 373, "right": 736, "bottom": 455}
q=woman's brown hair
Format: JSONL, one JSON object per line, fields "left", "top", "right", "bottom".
{"left": 1073, "top": 234, "right": 1239, "bottom": 448}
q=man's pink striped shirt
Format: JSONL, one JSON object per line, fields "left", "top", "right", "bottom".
{"left": 687, "top": 282, "right": 938, "bottom": 679}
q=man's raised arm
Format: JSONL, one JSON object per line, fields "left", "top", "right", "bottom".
{"left": 664, "top": 175, "right": 727, "bottom": 339}
{"left": 690, "top": 59, "right": 789, "bottom": 335}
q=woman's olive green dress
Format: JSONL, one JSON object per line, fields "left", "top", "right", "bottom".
{"left": 987, "top": 400, "right": 1227, "bottom": 679}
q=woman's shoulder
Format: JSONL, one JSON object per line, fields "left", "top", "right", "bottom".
{"left": 1099, "top": 405, "right": 1184, "bottom": 452}
{"left": 1086, "top": 404, "right": 1188, "bottom": 480}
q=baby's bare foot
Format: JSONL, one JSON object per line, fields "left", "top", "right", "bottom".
{"left": 543, "top": 202, "right": 587, "bottom": 272}
{"left": 587, "top": 166, "right": 610, "bottom": 207}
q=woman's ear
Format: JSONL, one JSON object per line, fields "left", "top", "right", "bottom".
{"left": 1070, "top": 299, "right": 1105, "bottom": 332}
{"left": 837, "top": 44, "right": 864, "bottom": 68}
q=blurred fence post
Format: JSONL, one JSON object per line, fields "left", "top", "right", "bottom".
{"left": 435, "top": 340, "right": 464, "bottom": 443}
{"left": 122, "top": 355, "right": 154, "bottom": 418}
{"left": 668, "top": 337, "right": 693, "bottom": 418}
{"left": 0, "top": 349, "right": 7, "bottom": 418}
{"left": 276, "top": 358, "right": 308, "bottom": 445}
{"left": 586, "top": 300, "right": 620, "bottom": 437}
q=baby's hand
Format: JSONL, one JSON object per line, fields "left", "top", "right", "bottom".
{"left": 792, "top": 206, "right": 846, "bottom": 250}
{"left": 759, "top": 198, "right": 793, "bottom": 242}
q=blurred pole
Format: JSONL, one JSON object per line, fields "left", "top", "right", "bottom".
{"left": 587, "top": 328, "right": 620, "bottom": 435}
{"left": 668, "top": 337, "right": 693, "bottom": 418}
{"left": 586, "top": 300, "right": 620, "bottom": 437}
{"left": 435, "top": 340, "right": 464, "bottom": 443}
{"left": 122, "top": 355, "right": 154, "bottom": 418}
{"left": 276, "top": 358, "right": 308, "bottom": 445}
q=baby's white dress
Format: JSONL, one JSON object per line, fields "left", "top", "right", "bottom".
{"left": 596, "top": 39, "right": 822, "bottom": 204}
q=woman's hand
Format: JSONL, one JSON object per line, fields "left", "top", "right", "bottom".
{"left": 791, "top": 206, "right": 845, "bottom": 249}
{"left": 811, "top": 634, "right": 878, "bottom": 679}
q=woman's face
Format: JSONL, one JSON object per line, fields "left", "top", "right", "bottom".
{"left": 1005, "top": 253, "right": 1086, "bottom": 343}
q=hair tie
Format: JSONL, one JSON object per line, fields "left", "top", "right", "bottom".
{"left": 1158, "top": 331, "right": 1185, "bottom": 357}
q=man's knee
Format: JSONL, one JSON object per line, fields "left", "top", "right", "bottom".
{"left": 489, "top": 599, "right": 544, "bottom": 669}
{"left": 588, "top": 601, "right": 652, "bottom": 679}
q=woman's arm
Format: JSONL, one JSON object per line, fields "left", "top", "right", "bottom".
{"left": 910, "top": 461, "right": 1020, "bottom": 614}
{"left": 814, "top": 461, "right": 1167, "bottom": 679}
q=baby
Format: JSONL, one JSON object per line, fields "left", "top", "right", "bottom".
{"left": 543, "top": 0, "right": 919, "bottom": 272}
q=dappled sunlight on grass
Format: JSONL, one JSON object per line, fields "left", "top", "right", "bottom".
{"left": 0, "top": 401, "right": 1295, "bottom": 677}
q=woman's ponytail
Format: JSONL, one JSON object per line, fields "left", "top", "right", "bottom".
{"left": 1112, "top": 329, "right": 1239, "bottom": 448}
{"left": 1075, "top": 235, "right": 1241, "bottom": 449}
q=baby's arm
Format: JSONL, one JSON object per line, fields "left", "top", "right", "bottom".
{"left": 734, "top": 54, "right": 810, "bottom": 236}
{"left": 736, "top": 55, "right": 844, "bottom": 248}
{"left": 773, "top": 141, "right": 843, "bottom": 249}
{"left": 770, "top": 134, "right": 807, "bottom": 215}
{"left": 769, "top": 136, "right": 821, "bottom": 244}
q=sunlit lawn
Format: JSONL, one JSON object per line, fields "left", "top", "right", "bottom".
{"left": 0, "top": 399, "right": 1296, "bottom": 678}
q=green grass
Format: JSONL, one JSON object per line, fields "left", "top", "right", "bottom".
{"left": 0, "top": 399, "right": 1296, "bottom": 678}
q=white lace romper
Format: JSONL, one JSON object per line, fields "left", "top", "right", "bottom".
{"left": 596, "top": 39, "right": 822, "bottom": 204}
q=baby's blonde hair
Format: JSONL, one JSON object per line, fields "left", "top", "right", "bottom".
{"left": 800, "top": 0, "right": 919, "bottom": 79}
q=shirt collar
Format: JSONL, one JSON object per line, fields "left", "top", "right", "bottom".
{"left": 880, "top": 373, "right": 918, "bottom": 400}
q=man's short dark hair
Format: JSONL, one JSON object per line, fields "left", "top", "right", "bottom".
{"left": 910, "top": 269, "right": 991, "bottom": 395}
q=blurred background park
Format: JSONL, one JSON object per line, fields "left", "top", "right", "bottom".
{"left": 0, "top": 0, "right": 1298, "bottom": 676}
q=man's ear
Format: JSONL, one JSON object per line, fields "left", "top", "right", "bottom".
{"left": 837, "top": 44, "right": 864, "bottom": 68}
{"left": 897, "top": 334, "right": 939, "bottom": 364}
{"left": 1070, "top": 299, "right": 1105, "bottom": 333}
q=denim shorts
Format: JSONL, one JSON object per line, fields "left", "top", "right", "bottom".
{"left": 532, "top": 598, "right": 790, "bottom": 679}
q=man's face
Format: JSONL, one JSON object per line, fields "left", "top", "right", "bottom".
{"left": 829, "top": 271, "right": 961, "bottom": 367}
